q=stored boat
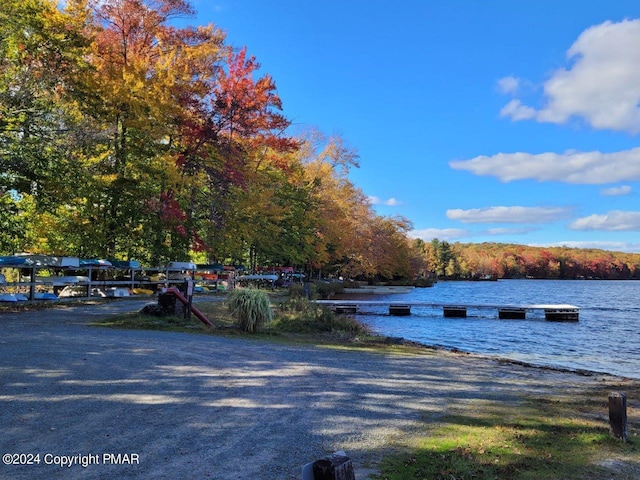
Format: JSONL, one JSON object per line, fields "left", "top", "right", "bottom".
{"left": 0, "top": 254, "right": 80, "bottom": 268}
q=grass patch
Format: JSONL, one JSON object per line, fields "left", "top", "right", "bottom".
{"left": 374, "top": 385, "right": 639, "bottom": 480}
{"left": 92, "top": 294, "right": 370, "bottom": 337}
{"left": 91, "top": 294, "right": 413, "bottom": 350}
{"left": 0, "top": 297, "right": 112, "bottom": 312}
{"left": 94, "top": 310, "right": 213, "bottom": 333}
{"left": 273, "top": 295, "right": 368, "bottom": 334}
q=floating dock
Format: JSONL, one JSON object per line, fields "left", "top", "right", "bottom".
{"left": 314, "top": 300, "right": 580, "bottom": 321}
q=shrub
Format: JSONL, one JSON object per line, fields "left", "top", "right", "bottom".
{"left": 288, "top": 281, "right": 344, "bottom": 300}
{"left": 227, "top": 288, "right": 273, "bottom": 333}
{"left": 288, "top": 283, "right": 307, "bottom": 298}
{"left": 312, "top": 280, "right": 344, "bottom": 299}
{"left": 276, "top": 296, "right": 368, "bottom": 334}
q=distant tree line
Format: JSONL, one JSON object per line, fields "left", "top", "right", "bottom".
{"left": 416, "top": 239, "right": 640, "bottom": 280}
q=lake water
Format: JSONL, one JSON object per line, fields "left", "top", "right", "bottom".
{"left": 344, "top": 280, "right": 640, "bottom": 379}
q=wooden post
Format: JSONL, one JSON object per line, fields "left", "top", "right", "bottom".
{"left": 29, "top": 266, "right": 36, "bottom": 301}
{"left": 183, "top": 278, "right": 194, "bottom": 321}
{"left": 609, "top": 392, "right": 627, "bottom": 441}
{"left": 311, "top": 454, "right": 355, "bottom": 480}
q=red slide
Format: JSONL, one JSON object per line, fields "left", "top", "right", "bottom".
{"left": 165, "top": 287, "right": 213, "bottom": 327}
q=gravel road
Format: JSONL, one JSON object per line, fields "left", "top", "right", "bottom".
{"left": 0, "top": 299, "right": 633, "bottom": 479}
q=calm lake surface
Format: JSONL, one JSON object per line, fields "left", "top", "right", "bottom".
{"left": 345, "top": 280, "right": 640, "bottom": 379}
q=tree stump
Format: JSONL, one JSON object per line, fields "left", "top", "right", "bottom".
{"left": 158, "top": 293, "right": 177, "bottom": 315}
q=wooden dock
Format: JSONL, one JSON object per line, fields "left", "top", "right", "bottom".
{"left": 314, "top": 300, "right": 580, "bottom": 321}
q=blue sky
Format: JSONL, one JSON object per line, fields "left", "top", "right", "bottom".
{"left": 192, "top": 0, "right": 640, "bottom": 253}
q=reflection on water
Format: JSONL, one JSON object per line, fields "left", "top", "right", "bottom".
{"left": 350, "top": 280, "right": 640, "bottom": 379}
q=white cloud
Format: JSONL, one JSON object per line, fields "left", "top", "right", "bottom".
{"left": 450, "top": 148, "right": 640, "bottom": 184}
{"left": 499, "top": 99, "right": 536, "bottom": 120}
{"left": 368, "top": 196, "right": 402, "bottom": 206}
{"left": 500, "top": 19, "right": 640, "bottom": 133}
{"left": 496, "top": 76, "right": 520, "bottom": 95}
{"left": 408, "top": 228, "right": 470, "bottom": 242}
{"left": 446, "top": 206, "right": 571, "bottom": 224}
{"left": 569, "top": 210, "right": 640, "bottom": 231}
{"left": 600, "top": 185, "right": 632, "bottom": 196}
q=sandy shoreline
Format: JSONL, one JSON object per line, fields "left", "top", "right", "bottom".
{"left": 1, "top": 300, "right": 637, "bottom": 479}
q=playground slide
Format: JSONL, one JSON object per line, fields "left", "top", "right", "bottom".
{"left": 165, "top": 287, "right": 213, "bottom": 327}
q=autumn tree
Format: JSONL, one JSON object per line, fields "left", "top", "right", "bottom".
{"left": 185, "top": 47, "right": 299, "bottom": 259}
{"left": 409, "top": 238, "right": 431, "bottom": 279}
{"left": 0, "top": 0, "right": 94, "bottom": 233}
{"left": 0, "top": 192, "right": 26, "bottom": 253}
{"left": 296, "top": 131, "right": 369, "bottom": 277}
{"left": 291, "top": 130, "right": 417, "bottom": 280}
{"left": 425, "top": 238, "right": 454, "bottom": 278}
{"left": 367, "top": 215, "right": 414, "bottom": 280}
{"left": 0, "top": 0, "right": 111, "bottom": 257}
{"left": 78, "top": 0, "right": 226, "bottom": 262}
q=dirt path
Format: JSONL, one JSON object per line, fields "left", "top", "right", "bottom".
{"left": 0, "top": 300, "right": 633, "bottom": 479}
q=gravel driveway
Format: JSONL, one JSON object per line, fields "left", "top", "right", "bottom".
{"left": 0, "top": 299, "right": 631, "bottom": 479}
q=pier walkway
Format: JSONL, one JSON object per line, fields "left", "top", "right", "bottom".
{"left": 314, "top": 300, "right": 580, "bottom": 321}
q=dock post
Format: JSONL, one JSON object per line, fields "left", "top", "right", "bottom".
{"left": 443, "top": 306, "right": 467, "bottom": 318}
{"left": 544, "top": 308, "right": 579, "bottom": 321}
{"left": 609, "top": 392, "right": 627, "bottom": 441}
{"left": 335, "top": 304, "right": 357, "bottom": 314}
{"left": 498, "top": 308, "right": 526, "bottom": 319}
{"left": 389, "top": 305, "right": 411, "bottom": 316}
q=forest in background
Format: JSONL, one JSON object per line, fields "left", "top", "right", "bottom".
{"left": 2, "top": 0, "right": 640, "bottom": 282}
{"left": 421, "top": 239, "right": 640, "bottom": 280}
